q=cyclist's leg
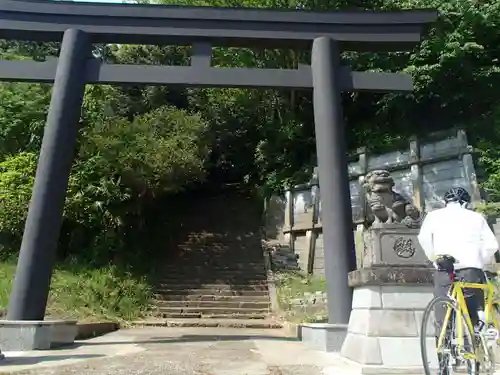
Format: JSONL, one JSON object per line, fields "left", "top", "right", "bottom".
{"left": 434, "top": 270, "right": 452, "bottom": 327}
{"left": 435, "top": 270, "right": 452, "bottom": 375}
{"left": 457, "top": 268, "right": 485, "bottom": 327}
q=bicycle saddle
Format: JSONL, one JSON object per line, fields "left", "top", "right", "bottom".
{"left": 435, "top": 255, "right": 457, "bottom": 273}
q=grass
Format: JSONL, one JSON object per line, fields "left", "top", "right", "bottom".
{"left": 475, "top": 202, "right": 500, "bottom": 217}
{"left": 275, "top": 271, "right": 328, "bottom": 323}
{"left": 0, "top": 260, "right": 154, "bottom": 323}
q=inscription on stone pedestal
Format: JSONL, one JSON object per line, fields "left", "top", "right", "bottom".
{"left": 393, "top": 237, "right": 416, "bottom": 259}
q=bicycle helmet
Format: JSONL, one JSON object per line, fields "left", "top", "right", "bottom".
{"left": 443, "top": 187, "right": 471, "bottom": 205}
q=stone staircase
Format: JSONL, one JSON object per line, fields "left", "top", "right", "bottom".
{"left": 148, "top": 188, "right": 282, "bottom": 328}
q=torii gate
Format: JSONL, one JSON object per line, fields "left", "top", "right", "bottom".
{"left": 0, "top": 0, "right": 436, "bottom": 331}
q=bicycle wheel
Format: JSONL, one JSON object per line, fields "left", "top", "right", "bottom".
{"left": 478, "top": 303, "right": 500, "bottom": 375}
{"left": 476, "top": 334, "right": 495, "bottom": 375}
{"left": 421, "top": 296, "right": 477, "bottom": 375}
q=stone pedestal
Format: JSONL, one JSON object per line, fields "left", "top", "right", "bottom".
{"left": 300, "top": 323, "right": 347, "bottom": 352}
{"left": 356, "top": 224, "right": 428, "bottom": 269}
{"left": 0, "top": 320, "right": 77, "bottom": 350}
{"left": 340, "top": 267, "right": 438, "bottom": 374}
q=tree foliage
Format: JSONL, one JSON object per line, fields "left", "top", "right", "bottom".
{"left": 0, "top": 83, "right": 51, "bottom": 155}
{"left": 1, "top": 0, "right": 500, "bottom": 263}
{"left": 0, "top": 152, "right": 37, "bottom": 234}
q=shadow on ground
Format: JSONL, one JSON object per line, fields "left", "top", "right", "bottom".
{"left": 1, "top": 354, "right": 104, "bottom": 366}
{"left": 72, "top": 334, "right": 298, "bottom": 347}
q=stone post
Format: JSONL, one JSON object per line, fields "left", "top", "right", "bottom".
{"left": 2, "top": 29, "right": 88, "bottom": 351}
{"left": 300, "top": 36, "right": 354, "bottom": 353}
{"left": 8, "top": 29, "right": 91, "bottom": 321}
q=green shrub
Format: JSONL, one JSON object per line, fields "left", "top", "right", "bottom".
{"left": 475, "top": 202, "right": 500, "bottom": 218}
{"left": 276, "top": 271, "right": 327, "bottom": 323}
{"left": 0, "top": 262, "right": 15, "bottom": 308}
{"left": 0, "top": 152, "right": 37, "bottom": 235}
{"left": 0, "top": 261, "right": 153, "bottom": 323}
{"left": 0, "top": 103, "right": 211, "bottom": 263}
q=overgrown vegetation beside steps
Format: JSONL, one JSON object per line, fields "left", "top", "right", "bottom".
{"left": 0, "top": 261, "right": 154, "bottom": 323}
{"left": 0, "top": 260, "right": 327, "bottom": 325}
{"left": 276, "top": 271, "right": 328, "bottom": 324}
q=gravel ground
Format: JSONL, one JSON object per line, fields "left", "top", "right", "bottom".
{"left": 0, "top": 327, "right": 345, "bottom": 375}
{"left": 12, "top": 354, "right": 325, "bottom": 375}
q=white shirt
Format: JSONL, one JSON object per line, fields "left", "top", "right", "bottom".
{"left": 417, "top": 203, "right": 499, "bottom": 270}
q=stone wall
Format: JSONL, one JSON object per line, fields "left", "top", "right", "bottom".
{"left": 264, "top": 129, "right": 481, "bottom": 275}
{"left": 262, "top": 240, "right": 298, "bottom": 271}
{"left": 486, "top": 217, "right": 500, "bottom": 264}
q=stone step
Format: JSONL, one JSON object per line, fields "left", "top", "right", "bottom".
{"left": 176, "top": 241, "right": 261, "bottom": 246}
{"left": 155, "top": 289, "right": 269, "bottom": 297}
{"left": 160, "top": 269, "right": 268, "bottom": 275}
{"left": 132, "top": 318, "right": 283, "bottom": 329}
{"left": 175, "top": 246, "right": 262, "bottom": 250}
{"left": 155, "top": 300, "right": 270, "bottom": 309}
{"left": 173, "top": 254, "right": 265, "bottom": 260}
{"left": 172, "top": 260, "right": 266, "bottom": 266}
{"left": 164, "top": 260, "right": 265, "bottom": 270}
{"left": 158, "top": 311, "right": 269, "bottom": 320}
{"left": 175, "top": 252, "right": 264, "bottom": 257}
{"left": 160, "top": 270, "right": 268, "bottom": 277}
{"left": 159, "top": 275, "right": 268, "bottom": 281}
{"left": 163, "top": 263, "right": 266, "bottom": 270}
{"left": 158, "top": 277, "right": 268, "bottom": 284}
{"left": 177, "top": 244, "right": 262, "bottom": 247}
{"left": 153, "top": 294, "right": 270, "bottom": 302}
{"left": 157, "top": 306, "right": 270, "bottom": 316}
{"left": 158, "top": 277, "right": 268, "bottom": 285}
{"left": 156, "top": 283, "right": 269, "bottom": 291}
{"left": 176, "top": 236, "right": 261, "bottom": 242}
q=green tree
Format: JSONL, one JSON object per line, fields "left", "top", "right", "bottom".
{"left": 0, "top": 101, "right": 210, "bottom": 261}
{"left": 154, "top": 0, "right": 500, "bottom": 196}
{"left": 3, "top": 0, "right": 500, "bottom": 263}
{"left": 0, "top": 40, "right": 211, "bottom": 262}
{"left": 0, "top": 83, "right": 51, "bottom": 156}
{"left": 0, "top": 152, "right": 37, "bottom": 234}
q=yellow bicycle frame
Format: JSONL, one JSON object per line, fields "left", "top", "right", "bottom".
{"left": 437, "top": 279, "right": 500, "bottom": 360}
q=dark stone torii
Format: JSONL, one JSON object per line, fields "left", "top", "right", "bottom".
{"left": 0, "top": 0, "right": 437, "bottom": 326}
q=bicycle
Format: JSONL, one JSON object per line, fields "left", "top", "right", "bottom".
{"left": 420, "top": 255, "right": 500, "bottom": 375}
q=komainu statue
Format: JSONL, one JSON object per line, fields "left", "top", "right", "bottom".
{"left": 364, "top": 170, "right": 421, "bottom": 228}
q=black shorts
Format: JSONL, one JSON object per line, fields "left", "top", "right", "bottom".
{"left": 434, "top": 267, "right": 485, "bottom": 329}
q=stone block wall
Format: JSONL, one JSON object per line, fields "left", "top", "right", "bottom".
{"left": 264, "top": 129, "right": 480, "bottom": 275}
{"left": 262, "top": 240, "right": 299, "bottom": 272}
{"left": 490, "top": 217, "right": 500, "bottom": 260}
{"left": 293, "top": 234, "right": 309, "bottom": 271}
{"left": 341, "top": 284, "right": 437, "bottom": 369}
{"left": 312, "top": 234, "right": 325, "bottom": 276}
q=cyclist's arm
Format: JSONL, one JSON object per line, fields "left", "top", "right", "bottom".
{"left": 479, "top": 216, "right": 499, "bottom": 265}
{"left": 418, "top": 212, "right": 435, "bottom": 261}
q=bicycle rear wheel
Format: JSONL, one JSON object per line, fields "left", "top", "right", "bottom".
{"left": 421, "top": 296, "right": 477, "bottom": 375}
{"left": 477, "top": 303, "right": 500, "bottom": 375}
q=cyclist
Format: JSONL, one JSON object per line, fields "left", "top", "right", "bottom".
{"left": 418, "top": 187, "right": 499, "bottom": 331}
